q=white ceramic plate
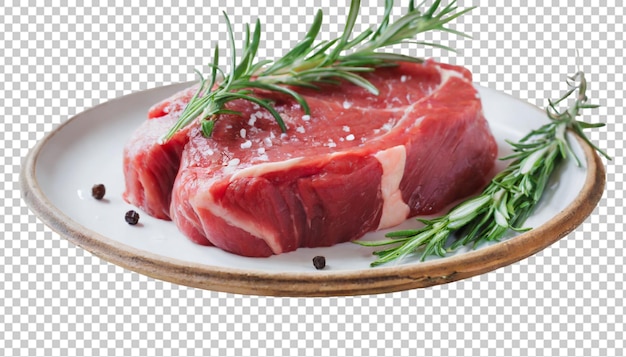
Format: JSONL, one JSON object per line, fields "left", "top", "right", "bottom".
{"left": 21, "top": 82, "right": 605, "bottom": 296}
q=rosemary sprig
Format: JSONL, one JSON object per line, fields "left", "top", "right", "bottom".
{"left": 160, "top": 0, "right": 473, "bottom": 142}
{"left": 356, "top": 71, "right": 611, "bottom": 267}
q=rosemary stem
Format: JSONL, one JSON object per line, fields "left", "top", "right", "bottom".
{"left": 159, "top": 0, "right": 472, "bottom": 142}
{"left": 356, "top": 71, "right": 609, "bottom": 266}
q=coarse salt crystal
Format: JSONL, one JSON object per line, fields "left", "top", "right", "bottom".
{"left": 280, "top": 133, "right": 288, "bottom": 140}
{"left": 301, "top": 114, "right": 310, "bottom": 121}
{"left": 400, "top": 75, "right": 407, "bottom": 82}
{"left": 240, "top": 128, "right": 247, "bottom": 139}
{"left": 257, "top": 147, "right": 265, "bottom": 154}
{"left": 343, "top": 101, "right": 352, "bottom": 109}
{"left": 240, "top": 140, "right": 252, "bottom": 149}
{"left": 345, "top": 134, "right": 355, "bottom": 141}
{"left": 248, "top": 115, "right": 257, "bottom": 126}
{"left": 327, "top": 140, "right": 337, "bottom": 148}
{"left": 342, "top": 125, "right": 350, "bottom": 132}
{"left": 263, "top": 137, "right": 273, "bottom": 147}
{"left": 296, "top": 126, "right": 305, "bottom": 133}
{"left": 228, "top": 158, "right": 240, "bottom": 166}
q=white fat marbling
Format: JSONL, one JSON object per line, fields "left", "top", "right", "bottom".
{"left": 374, "top": 145, "right": 410, "bottom": 229}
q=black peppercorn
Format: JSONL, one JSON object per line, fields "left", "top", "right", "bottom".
{"left": 125, "top": 210, "right": 140, "bottom": 225}
{"left": 91, "top": 184, "right": 106, "bottom": 200}
{"left": 312, "top": 256, "right": 326, "bottom": 270}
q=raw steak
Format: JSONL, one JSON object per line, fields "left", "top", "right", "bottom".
{"left": 123, "top": 86, "right": 197, "bottom": 219}
{"left": 123, "top": 60, "right": 497, "bottom": 257}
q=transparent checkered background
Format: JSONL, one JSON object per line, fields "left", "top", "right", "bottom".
{"left": 2, "top": 1, "right": 624, "bottom": 356}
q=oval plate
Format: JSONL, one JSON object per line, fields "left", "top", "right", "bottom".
{"left": 20, "top": 82, "right": 605, "bottom": 296}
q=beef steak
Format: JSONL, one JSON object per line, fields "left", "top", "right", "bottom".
{"left": 123, "top": 60, "right": 497, "bottom": 257}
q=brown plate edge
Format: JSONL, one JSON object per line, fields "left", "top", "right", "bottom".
{"left": 20, "top": 118, "right": 606, "bottom": 297}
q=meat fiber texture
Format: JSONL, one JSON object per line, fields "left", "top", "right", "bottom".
{"left": 123, "top": 60, "right": 498, "bottom": 257}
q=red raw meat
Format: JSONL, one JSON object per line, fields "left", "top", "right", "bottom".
{"left": 123, "top": 60, "right": 497, "bottom": 257}
{"left": 122, "top": 86, "right": 197, "bottom": 219}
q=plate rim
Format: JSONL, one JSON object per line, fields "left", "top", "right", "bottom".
{"left": 20, "top": 83, "right": 606, "bottom": 297}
